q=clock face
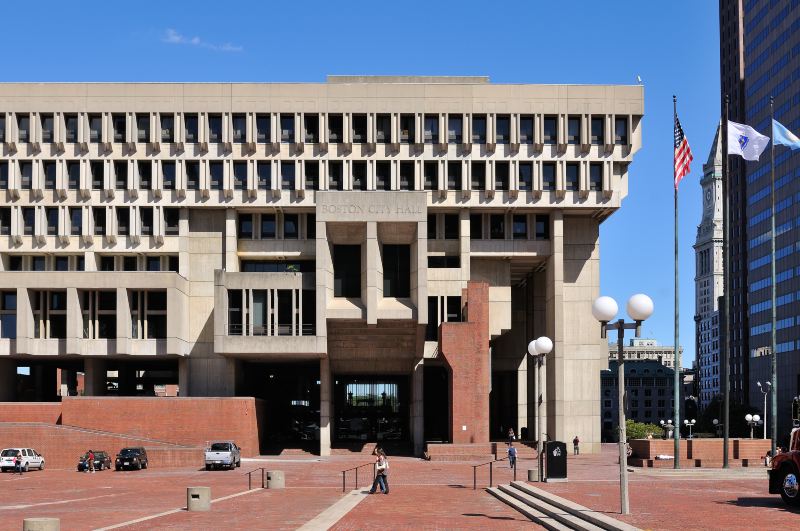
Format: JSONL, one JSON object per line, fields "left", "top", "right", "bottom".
{"left": 705, "top": 190, "right": 712, "bottom": 203}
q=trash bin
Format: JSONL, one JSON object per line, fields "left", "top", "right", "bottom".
{"left": 266, "top": 470, "right": 285, "bottom": 489}
{"left": 527, "top": 469, "right": 536, "bottom": 482}
{"left": 23, "top": 518, "right": 60, "bottom": 531}
{"left": 544, "top": 441, "right": 567, "bottom": 482}
{"left": 186, "top": 486, "right": 211, "bottom": 511}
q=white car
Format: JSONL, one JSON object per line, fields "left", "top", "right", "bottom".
{"left": 1, "top": 448, "right": 45, "bottom": 472}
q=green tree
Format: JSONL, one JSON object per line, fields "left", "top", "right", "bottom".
{"left": 625, "top": 419, "right": 661, "bottom": 441}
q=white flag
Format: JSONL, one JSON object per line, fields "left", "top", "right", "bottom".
{"left": 727, "top": 120, "right": 770, "bottom": 161}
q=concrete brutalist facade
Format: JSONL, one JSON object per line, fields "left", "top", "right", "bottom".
{"left": 0, "top": 77, "right": 643, "bottom": 455}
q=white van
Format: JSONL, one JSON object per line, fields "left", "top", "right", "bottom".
{"left": 0, "top": 448, "right": 45, "bottom": 472}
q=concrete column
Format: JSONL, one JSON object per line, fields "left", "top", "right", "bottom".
{"left": 118, "top": 365, "right": 136, "bottom": 395}
{"left": 83, "top": 358, "right": 107, "bottom": 396}
{"left": 178, "top": 357, "right": 189, "bottom": 397}
{"left": 411, "top": 359, "right": 424, "bottom": 456}
{"left": 319, "top": 357, "right": 331, "bottom": 456}
{"left": 224, "top": 208, "right": 237, "bottom": 271}
{"left": 366, "top": 221, "right": 378, "bottom": 325}
{"left": 546, "top": 212, "right": 563, "bottom": 443}
{"left": 517, "top": 354, "right": 528, "bottom": 439}
{"left": 0, "top": 358, "right": 17, "bottom": 401}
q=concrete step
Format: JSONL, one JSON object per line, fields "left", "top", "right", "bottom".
{"left": 486, "top": 487, "right": 572, "bottom": 530}
{"left": 497, "top": 484, "right": 604, "bottom": 531}
{"left": 509, "top": 482, "right": 640, "bottom": 531}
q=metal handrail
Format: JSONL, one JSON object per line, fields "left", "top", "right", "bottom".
{"left": 341, "top": 462, "right": 375, "bottom": 493}
{"left": 472, "top": 456, "right": 526, "bottom": 490}
{"left": 226, "top": 323, "right": 316, "bottom": 336}
{"left": 244, "top": 467, "right": 267, "bottom": 490}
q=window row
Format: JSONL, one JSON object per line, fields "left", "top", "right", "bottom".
{"left": 0, "top": 111, "right": 634, "bottom": 148}
{"left": 227, "top": 288, "right": 315, "bottom": 337}
{"left": 427, "top": 212, "right": 550, "bottom": 241}
{"left": 0, "top": 206, "right": 180, "bottom": 238}
{"left": 0, "top": 159, "right": 610, "bottom": 195}
{"left": 237, "top": 212, "right": 314, "bottom": 240}
{"left": 332, "top": 244, "right": 410, "bottom": 298}
{"left": 3, "top": 254, "right": 178, "bottom": 273}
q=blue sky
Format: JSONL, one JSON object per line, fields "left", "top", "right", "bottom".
{"left": 3, "top": 0, "right": 720, "bottom": 366}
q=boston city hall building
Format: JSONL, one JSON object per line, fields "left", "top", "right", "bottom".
{"left": 0, "top": 77, "right": 642, "bottom": 455}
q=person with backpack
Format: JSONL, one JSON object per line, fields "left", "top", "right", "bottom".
{"left": 507, "top": 443, "right": 517, "bottom": 469}
{"left": 573, "top": 436, "right": 580, "bottom": 455}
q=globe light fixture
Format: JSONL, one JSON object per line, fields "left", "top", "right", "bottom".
{"left": 527, "top": 335, "right": 553, "bottom": 483}
{"left": 592, "top": 296, "right": 618, "bottom": 323}
{"left": 626, "top": 293, "right": 654, "bottom": 321}
{"left": 527, "top": 340, "right": 538, "bottom": 356}
{"left": 534, "top": 336, "right": 553, "bottom": 356}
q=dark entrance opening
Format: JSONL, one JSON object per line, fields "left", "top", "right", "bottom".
{"left": 490, "top": 371, "right": 518, "bottom": 440}
{"left": 423, "top": 365, "right": 449, "bottom": 442}
{"left": 241, "top": 362, "right": 320, "bottom": 453}
{"left": 334, "top": 375, "right": 409, "bottom": 443}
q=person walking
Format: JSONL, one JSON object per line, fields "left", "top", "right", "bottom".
{"left": 507, "top": 443, "right": 517, "bottom": 470}
{"left": 87, "top": 450, "right": 95, "bottom": 473}
{"left": 14, "top": 451, "right": 23, "bottom": 475}
{"left": 368, "top": 453, "right": 389, "bottom": 494}
{"left": 572, "top": 436, "right": 580, "bottom": 456}
{"left": 507, "top": 427, "right": 516, "bottom": 446}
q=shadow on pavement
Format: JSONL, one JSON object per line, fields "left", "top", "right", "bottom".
{"left": 463, "top": 513, "right": 518, "bottom": 521}
{"left": 719, "top": 497, "right": 800, "bottom": 512}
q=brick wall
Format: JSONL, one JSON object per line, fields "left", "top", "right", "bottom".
{"left": 630, "top": 438, "right": 772, "bottom": 460}
{"left": 60, "top": 397, "right": 264, "bottom": 456}
{"left": 439, "top": 282, "right": 490, "bottom": 445}
{"left": 0, "top": 423, "right": 202, "bottom": 469}
{"left": 0, "top": 402, "right": 62, "bottom": 424}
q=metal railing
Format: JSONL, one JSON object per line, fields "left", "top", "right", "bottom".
{"left": 341, "top": 462, "right": 375, "bottom": 493}
{"left": 472, "top": 457, "right": 527, "bottom": 490}
{"left": 244, "top": 467, "right": 267, "bottom": 490}
{"left": 226, "top": 323, "right": 316, "bottom": 337}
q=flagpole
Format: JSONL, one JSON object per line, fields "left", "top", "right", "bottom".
{"left": 769, "top": 97, "right": 777, "bottom": 455}
{"left": 673, "top": 95, "right": 681, "bottom": 469}
{"left": 722, "top": 95, "right": 730, "bottom": 469}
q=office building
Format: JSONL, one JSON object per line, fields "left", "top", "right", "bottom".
{"left": 607, "top": 338, "right": 681, "bottom": 369}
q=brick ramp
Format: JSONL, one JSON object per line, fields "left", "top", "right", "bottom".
{"left": 0, "top": 422, "right": 202, "bottom": 469}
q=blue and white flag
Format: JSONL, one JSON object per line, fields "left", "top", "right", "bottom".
{"left": 773, "top": 119, "right": 800, "bottom": 150}
{"left": 727, "top": 120, "right": 770, "bottom": 161}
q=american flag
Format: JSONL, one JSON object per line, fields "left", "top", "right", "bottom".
{"left": 674, "top": 115, "right": 693, "bottom": 188}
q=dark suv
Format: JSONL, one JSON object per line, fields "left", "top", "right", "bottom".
{"left": 77, "top": 450, "right": 112, "bottom": 471}
{"left": 115, "top": 447, "right": 149, "bottom": 471}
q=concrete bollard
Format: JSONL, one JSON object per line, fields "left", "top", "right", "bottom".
{"left": 527, "top": 469, "right": 536, "bottom": 482}
{"left": 266, "top": 470, "right": 285, "bottom": 489}
{"left": 23, "top": 518, "right": 60, "bottom": 531}
{"left": 186, "top": 486, "right": 211, "bottom": 512}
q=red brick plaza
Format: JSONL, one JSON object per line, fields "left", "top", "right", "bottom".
{"left": 2, "top": 445, "right": 796, "bottom": 530}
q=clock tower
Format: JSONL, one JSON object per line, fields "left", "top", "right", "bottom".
{"left": 694, "top": 125, "right": 724, "bottom": 410}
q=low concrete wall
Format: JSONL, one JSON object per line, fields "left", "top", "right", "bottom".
{"left": 629, "top": 438, "right": 772, "bottom": 466}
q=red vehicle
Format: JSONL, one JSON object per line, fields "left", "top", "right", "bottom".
{"left": 768, "top": 426, "right": 800, "bottom": 506}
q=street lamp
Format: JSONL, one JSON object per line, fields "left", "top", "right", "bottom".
{"left": 745, "top": 414, "right": 762, "bottom": 439}
{"left": 659, "top": 419, "right": 675, "bottom": 440}
{"left": 593, "top": 293, "right": 654, "bottom": 516}
{"left": 683, "top": 419, "right": 696, "bottom": 439}
{"left": 528, "top": 336, "right": 553, "bottom": 483}
{"left": 756, "top": 381, "right": 771, "bottom": 440}
{"left": 712, "top": 418, "right": 723, "bottom": 437}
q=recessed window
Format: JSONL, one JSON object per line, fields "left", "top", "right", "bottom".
{"left": 90, "top": 161, "right": 103, "bottom": 190}
{"left": 146, "top": 257, "right": 161, "bottom": 272}
{"left": 283, "top": 214, "right": 298, "bottom": 239}
{"left": 520, "top": 115, "right": 534, "bottom": 144}
{"left": 472, "top": 115, "right": 486, "bottom": 144}
{"left": 448, "top": 114, "right": 463, "bottom": 144}
{"left": 70, "top": 208, "right": 82, "bottom": 236}
{"left": 55, "top": 257, "right": 69, "bottom": 272}
{"left": 376, "top": 114, "right": 391, "bottom": 143}
{"left": 117, "top": 208, "right": 130, "bottom": 236}
{"left": 424, "top": 114, "right": 439, "bottom": 144}
{"left": 160, "top": 114, "right": 174, "bottom": 143}
{"left": 328, "top": 161, "right": 343, "bottom": 191}
{"left": 136, "top": 113, "right": 150, "bottom": 143}
{"left": 0, "top": 162, "right": 7, "bottom": 189}
{"left": 400, "top": 114, "right": 415, "bottom": 144}
{"left": 382, "top": 245, "right": 410, "bottom": 298}
{"left": 615, "top": 117, "right": 628, "bottom": 145}
{"left": 427, "top": 214, "right": 437, "bottom": 240}
{"left": 566, "top": 163, "right": 579, "bottom": 191}
{"left": 470, "top": 214, "right": 482, "bottom": 239}
{"left": 490, "top": 214, "right": 505, "bottom": 240}
{"left": 519, "top": 162, "right": 533, "bottom": 191}
{"left": 257, "top": 162, "right": 271, "bottom": 190}
{"left": 543, "top": 116, "right": 557, "bottom": 144}
{"left": 447, "top": 162, "right": 462, "bottom": 191}
{"left": 352, "top": 114, "right": 367, "bottom": 144}
{"left": 184, "top": 114, "right": 198, "bottom": 143}
{"left": 8, "top": 256, "right": 22, "bottom": 271}
{"left": 43, "top": 161, "right": 56, "bottom": 190}
{"left": 512, "top": 215, "right": 527, "bottom": 240}
{"left": 399, "top": 162, "right": 414, "bottom": 191}
{"left": 67, "top": 162, "right": 80, "bottom": 190}
{"left": 140, "top": 208, "right": 153, "bottom": 236}
{"left": 46, "top": 208, "right": 58, "bottom": 236}
{"left": 209, "top": 162, "right": 223, "bottom": 190}
{"left": 208, "top": 114, "right": 222, "bottom": 143}
{"left": 305, "top": 161, "right": 319, "bottom": 191}
{"left": 65, "top": 114, "right": 78, "bottom": 143}
{"left": 164, "top": 208, "right": 179, "bottom": 236}
{"left": 0, "top": 208, "right": 10, "bottom": 235}
{"left": 328, "top": 114, "right": 343, "bottom": 144}
{"left": 306, "top": 214, "right": 316, "bottom": 239}
{"left": 256, "top": 114, "right": 270, "bottom": 143}
{"left": 281, "top": 162, "right": 295, "bottom": 190}
{"left": 494, "top": 162, "right": 509, "bottom": 191}
{"left": 186, "top": 161, "right": 200, "bottom": 190}
{"left": 535, "top": 214, "right": 550, "bottom": 240}
{"left": 590, "top": 163, "right": 603, "bottom": 191}
{"left": 114, "top": 161, "right": 128, "bottom": 189}
{"left": 16, "top": 114, "right": 30, "bottom": 143}
{"left": 232, "top": 114, "right": 246, "bottom": 144}
{"left": 471, "top": 162, "right": 485, "bottom": 190}
{"left": 591, "top": 117, "right": 604, "bottom": 145}
{"left": 352, "top": 161, "right": 367, "bottom": 191}
{"left": 444, "top": 214, "right": 459, "bottom": 239}
{"left": 88, "top": 114, "right": 102, "bottom": 143}
{"left": 92, "top": 207, "right": 105, "bottom": 236}
{"left": 238, "top": 214, "right": 253, "bottom": 239}
{"left": 376, "top": 161, "right": 391, "bottom": 191}
{"left": 567, "top": 116, "right": 581, "bottom": 145}
{"left": 424, "top": 162, "right": 437, "bottom": 191}
{"left": 542, "top": 163, "right": 556, "bottom": 191}
{"left": 495, "top": 115, "right": 510, "bottom": 144}
{"left": 304, "top": 114, "right": 319, "bottom": 143}
{"left": 20, "top": 161, "right": 32, "bottom": 190}
{"left": 41, "top": 114, "right": 54, "bottom": 143}
{"left": 138, "top": 161, "right": 152, "bottom": 190}
{"left": 163, "top": 162, "right": 176, "bottom": 190}
{"left": 261, "top": 214, "right": 276, "bottom": 239}
{"left": 428, "top": 256, "right": 460, "bottom": 268}
{"left": 0, "top": 116, "right": 5, "bottom": 143}
{"left": 233, "top": 162, "right": 247, "bottom": 190}
{"left": 333, "top": 245, "right": 361, "bottom": 298}
{"left": 280, "top": 114, "right": 295, "bottom": 143}
{"left": 22, "top": 207, "right": 35, "bottom": 235}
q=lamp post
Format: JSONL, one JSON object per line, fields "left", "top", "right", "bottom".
{"left": 683, "top": 419, "right": 696, "bottom": 439}
{"left": 756, "top": 381, "right": 771, "bottom": 440}
{"left": 712, "top": 418, "right": 723, "bottom": 438}
{"left": 745, "top": 414, "right": 762, "bottom": 439}
{"left": 592, "top": 293, "right": 654, "bottom": 516}
{"left": 659, "top": 419, "right": 675, "bottom": 440}
{"left": 528, "top": 336, "right": 553, "bottom": 483}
